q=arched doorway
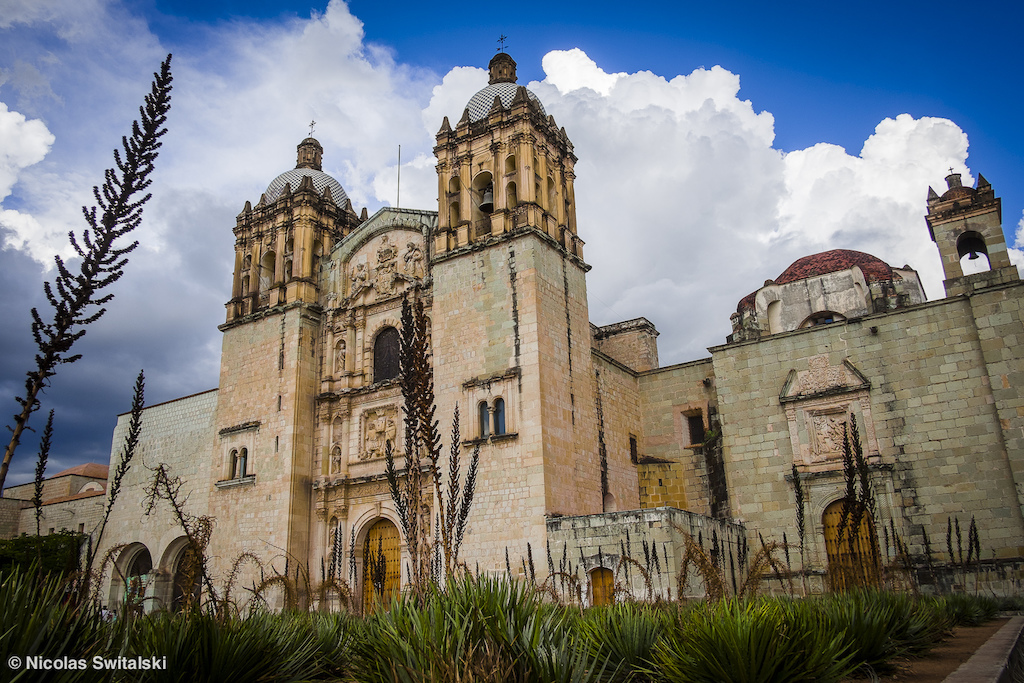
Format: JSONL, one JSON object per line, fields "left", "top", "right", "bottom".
{"left": 590, "top": 567, "right": 615, "bottom": 606}
{"left": 170, "top": 541, "right": 202, "bottom": 612}
{"left": 362, "top": 518, "right": 401, "bottom": 613}
{"left": 112, "top": 544, "right": 152, "bottom": 613}
{"left": 823, "top": 498, "right": 880, "bottom": 591}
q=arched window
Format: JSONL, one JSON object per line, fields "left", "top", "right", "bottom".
{"left": 373, "top": 327, "right": 400, "bottom": 382}
{"left": 478, "top": 401, "right": 490, "bottom": 439}
{"left": 590, "top": 567, "right": 614, "bottom": 606}
{"left": 493, "top": 398, "right": 505, "bottom": 435}
{"left": 800, "top": 311, "right": 845, "bottom": 328}
{"left": 312, "top": 239, "right": 324, "bottom": 276}
{"left": 259, "top": 250, "right": 276, "bottom": 297}
{"left": 450, "top": 200, "right": 461, "bottom": 224}
{"left": 505, "top": 154, "right": 516, "bottom": 175}
{"left": 506, "top": 182, "right": 518, "bottom": 209}
{"left": 232, "top": 448, "right": 248, "bottom": 478}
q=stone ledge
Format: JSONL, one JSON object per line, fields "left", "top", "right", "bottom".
{"left": 943, "top": 615, "right": 1024, "bottom": 683}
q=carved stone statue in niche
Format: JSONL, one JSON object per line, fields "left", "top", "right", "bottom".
{"left": 334, "top": 339, "right": 346, "bottom": 373}
{"left": 331, "top": 445, "right": 343, "bottom": 473}
{"left": 361, "top": 406, "right": 398, "bottom": 461}
{"left": 403, "top": 241, "right": 424, "bottom": 278}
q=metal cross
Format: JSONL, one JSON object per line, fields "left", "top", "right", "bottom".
{"left": 309, "top": 120, "right": 316, "bottom": 137}
{"left": 948, "top": 167, "right": 955, "bottom": 174}
{"left": 497, "top": 35, "right": 508, "bottom": 53}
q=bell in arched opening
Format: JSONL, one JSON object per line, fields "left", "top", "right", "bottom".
{"left": 480, "top": 184, "right": 494, "bottom": 214}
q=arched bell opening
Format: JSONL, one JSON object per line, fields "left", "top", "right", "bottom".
{"left": 957, "top": 231, "right": 991, "bottom": 275}
{"left": 473, "top": 171, "right": 494, "bottom": 218}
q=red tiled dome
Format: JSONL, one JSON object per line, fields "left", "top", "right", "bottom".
{"left": 737, "top": 250, "right": 894, "bottom": 312}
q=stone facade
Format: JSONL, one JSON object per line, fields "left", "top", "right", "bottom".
{"left": 49, "top": 53, "right": 1023, "bottom": 608}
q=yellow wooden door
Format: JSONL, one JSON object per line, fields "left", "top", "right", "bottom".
{"left": 362, "top": 518, "right": 401, "bottom": 613}
{"left": 590, "top": 567, "right": 615, "bottom": 606}
{"left": 823, "top": 499, "right": 879, "bottom": 591}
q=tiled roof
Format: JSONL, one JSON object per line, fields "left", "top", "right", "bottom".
{"left": 264, "top": 168, "right": 348, "bottom": 205}
{"left": 465, "top": 83, "right": 546, "bottom": 123}
{"left": 51, "top": 463, "right": 109, "bottom": 480}
{"left": 737, "top": 249, "right": 894, "bottom": 313}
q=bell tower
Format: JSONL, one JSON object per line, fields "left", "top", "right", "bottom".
{"left": 429, "top": 53, "right": 602, "bottom": 573}
{"left": 926, "top": 172, "right": 1019, "bottom": 297}
{"left": 226, "top": 137, "right": 360, "bottom": 322}
{"left": 210, "top": 137, "right": 360, "bottom": 579}
{"left": 432, "top": 52, "right": 582, "bottom": 259}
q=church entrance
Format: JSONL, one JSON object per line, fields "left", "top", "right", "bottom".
{"left": 823, "top": 498, "right": 880, "bottom": 591}
{"left": 361, "top": 518, "right": 400, "bottom": 613}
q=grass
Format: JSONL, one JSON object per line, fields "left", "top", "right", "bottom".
{"left": 0, "top": 570, "right": 1012, "bottom": 683}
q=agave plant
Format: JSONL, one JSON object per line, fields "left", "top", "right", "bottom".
{"left": 125, "top": 610, "right": 322, "bottom": 682}
{"left": 655, "top": 597, "right": 855, "bottom": 683}
{"left": 0, "top": 568, "right": 109, "bottom": 683}
{"left": 577, "top": 602, "right": 666, "bottom": 682}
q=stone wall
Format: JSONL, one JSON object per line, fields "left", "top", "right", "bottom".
{"left": 97, "top": 389, "right": 217, "bottom": 610}
{"left": 546, "top": 507, "right": 747, "bottom": 601}
{"left": 592, "top": 353, "right": 642, "bottom": 512}
{"left": 637, "top": 358, "right": 718, "bottom": 515}
{"left": 0, "top": 498, "right": 28, "bottom": 539}
{"left": 592, "top": 318, "right": 659, "bottom": 372}
{"left": 709, "top": 284, "right": 1024, "bottom": 574}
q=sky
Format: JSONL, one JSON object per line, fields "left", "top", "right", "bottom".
{"left": 2, "top": 0, "right": 1023, "bottom": 487}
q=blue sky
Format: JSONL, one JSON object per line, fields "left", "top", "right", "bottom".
{"left": 2, "top": 0, "right": 1022, "bottom": 487}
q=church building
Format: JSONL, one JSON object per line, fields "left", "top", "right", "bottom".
{"left": 27, "top": 52, "right": 1024, "bottom": 608}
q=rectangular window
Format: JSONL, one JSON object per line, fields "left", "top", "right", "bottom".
{"left": 687, "top": 413, "right": 705, "bottom": 446}
{"left": 629, "top": 435, "right": 638, "bottom": 464}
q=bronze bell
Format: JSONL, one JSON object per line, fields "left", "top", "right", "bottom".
{"left": 480, "top": 186, "right": 494, "bottom": 213}
{"left": 968, "top": 250, "right": 980, "bottom": 260}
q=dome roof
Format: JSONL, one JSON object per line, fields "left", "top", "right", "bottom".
{"left": 264, "top": 167, "right": 348, "bottom": 205}
{"left": 940, "top": 185, "right": 976, "bottom": 201}
{"left": 465, "top": 82, "right": 546, "bottom": 123}
{"left": 774, "top": 249, "right": 894, "bottom": 286}
{"left": 738, "top": 249, "right": 895, "bottom": 312}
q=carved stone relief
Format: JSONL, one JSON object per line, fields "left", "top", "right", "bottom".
{"left": 781, "top": 356, "right": 879, "bottom": 473}
{"left": 360, "top": 406, "right": 398, "bottom": 461}
{"left": 809, "top": 410, "right": 848, "bottom": 462}
{"left": 403, "top": 241, "right": 424, "bottom": 278}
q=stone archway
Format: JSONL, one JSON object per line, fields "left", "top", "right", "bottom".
{"left": 109, "top": 543, "right": 153, "bottom": 612}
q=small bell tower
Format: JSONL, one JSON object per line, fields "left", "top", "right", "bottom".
{"left": 432, "top": 52, "right": 582, "bottom": 259}
{"left": 926, "top": 172, "right": 1019, "bottom": 297}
